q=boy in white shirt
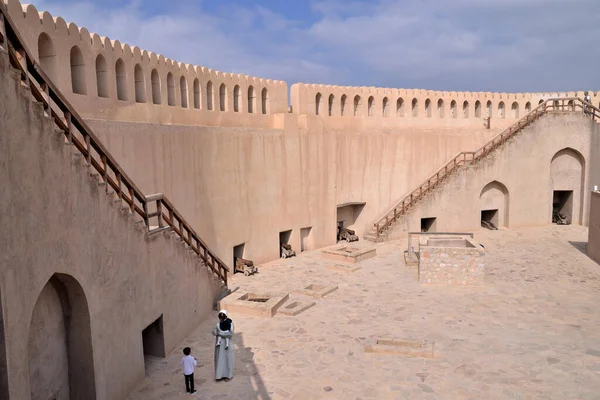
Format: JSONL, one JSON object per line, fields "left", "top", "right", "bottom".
{"left": 180, "top": 346, "right": 198, "bottom": 394}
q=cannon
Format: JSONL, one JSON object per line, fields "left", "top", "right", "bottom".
{"left": 338, "top": 227, "right": 359, "bottom": 242}
{"left": 234, "top": 257, "right": 258, "bottom": 276}
{"left": 552, "top": 211, "right": 569, "bottom": 225}
{"left": 280, "top": 243, "right": 296, "bottom": 258}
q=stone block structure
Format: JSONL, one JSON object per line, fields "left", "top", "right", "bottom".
{"left": 418, "top": 237, "right": 485, "bottom": 285}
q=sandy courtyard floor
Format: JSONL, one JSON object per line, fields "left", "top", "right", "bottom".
{"left": 128, "top": 225, "right": 600, "bottom": 400}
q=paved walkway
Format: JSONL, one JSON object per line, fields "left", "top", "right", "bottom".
{"left": 128, "top": 226, "right": 600, "bottom": 399}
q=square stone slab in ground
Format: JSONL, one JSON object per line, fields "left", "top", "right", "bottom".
{"left": 364, "top": 339, "right": 436, "bottom": 359}
{"left": 293, "top": 284, "right": 338, "bottom": 298}
{"left": 218, "top": 292, "right": 289, "bottom": 318}
{"left": 326, "top": 264, "right": 362, "bottom": 273}
{"left": 278, "top": 299, "right": 317, "bottom": 316}
{"left": 321, "top": 245, "right": 376, "bottom": 264}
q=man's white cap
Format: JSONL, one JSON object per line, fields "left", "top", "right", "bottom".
{"left": 219, "top": 309, "right": 228, "bottom": 316}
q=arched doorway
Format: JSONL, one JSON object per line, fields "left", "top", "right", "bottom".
{"left": 550, "top": 148, "right": 585, "bottom": 225}
{"left": 480, "top": 181, "right": 509, "bottom": 229}
{"left": 28, "top": 274, "right": 96, "bottom": 399}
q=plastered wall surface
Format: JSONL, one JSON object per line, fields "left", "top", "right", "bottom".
{"left": 589, "top": 191, "right": 600, "bottom": 264}
{"left": 0, "top": 50, "right": 222, "bottom": 400}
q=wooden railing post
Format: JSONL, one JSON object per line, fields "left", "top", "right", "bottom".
{"left": 128, "top": 187, "right": 134, "bottom": 213}
{"left": 101, "top": 154, "right": 108, "bottom": 193}
{"left": 15, "top": 48, "right": 28, "bottom": 86}
{"left": 85, "top": 133, "right": 91, "bottom": 165}
{"left": 142, "top": 201, "right": 149, "bottom": 228}
{"left": 116, "top": 173, "right": 122, "bottom": 200}
{"left": 64, "top": 111, "right": 73, "bottom": 143}
{"left": 156, "top": 200, "right": 163, "bottom": 228}
{"left": 41, "top": 82, "right": 50, "bottom": 114}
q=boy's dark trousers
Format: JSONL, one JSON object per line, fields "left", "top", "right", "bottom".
{"left": 184, "top": 373, "right": 195, "bottom": 392}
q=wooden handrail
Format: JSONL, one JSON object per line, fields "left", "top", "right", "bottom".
{"left": 372, "top": 96, "right": 599, "bottom": 238}
{"left": 0, "top": 3, "right": 228, "bottom": 283}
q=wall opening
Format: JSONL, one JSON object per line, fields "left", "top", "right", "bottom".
{"left": 233, "top": 85, "right": 240, "bottom": 112}
{"left": 421, "top": 217, "right": 437, "bottom": 233}
{"left": 115, "top": 58, "right": 128, "bottom": 101}
{"left": 397, "top": 98, "right": 405, "bottom": 117}
{"left": 207, "top": 81, "right": 214, "bottom": 110}
{"left": 142, "top": 315, "right": 166, "bottom": 368}
{"left": 233, "top": 243, "right": 245, "bottom": 269}
{"left": 167, "top": 73, "right": 175, "bottom": 106}
{"left": 411, "top": 98, "right": 418, "bottom": 117}
{"left": 193, "top": 79, "right": 201, "bottom": 109}
{"left": 368, "top": 96, "right": 374, "bottom": 116}
{"left": 525, "top": 101, "right": 531, "bottom": 113}
{"left": 382, "top": 97, "right": 389, "bottom": 117}
{"left": 480, "top": 180, "right": 510, "bottom": 228}
{"left": 219, "top": 83, "right": 227, "bottom": 111}
{"left": 486, "top": 100, "right": 492, "bottom": 117}
{"left": 134, "top": 64, "right": 145, "bottom": 103}
{"left": 567, "top": 99, "right": 574, "bottom": 111}
{"left": 498, "top": 101, "right": 505, "bottom": 119}
{"left": 300, "top": 227, "right": 313, "bottom": 252}
{"left": 38, "top": 33, "right": 57, "bottom": 81}
{"left": 180, "top": 77, "right": 188, "bottom": 108}
{"left": 425, "top": 98, "right": 431, "bottom": 118}
{"left": 336, "top": 203, "right": 366, "bottom": 232}
{"left": 463, "top": 101, "right": 469, "bottom": 118}
{"left": 95, "top": 54, "right": 108, "bottom": 98}
{"left": 315, "top": 93, "right": 322, "bottom": 115}
{"left": 475, "top": 100, "right": 481, "bottom": 118}
{"left": 151, "top": 69, "right": 161, "bottom": 105}
{"left": 261, "top": 88, "right": 268, "bottom": 114}
{"left": 437, "top": 99, "right": 444, "bottom": 118}
{"left": 552, "top": 191, "right": 574, "bottom": 224}
{"left": 28, "top": 274, "right": 96, "bottom": 399}
{"left": 550, "top": 148, "right": 585, "bottom": 225}
{"left": 247, "top": 86, "right": 255, "bottom": 113}
{"left": 328, "top": 94, "right": 334, "bottom": 116}
{"left": 353, "top": 95, "right": 362, "bottom": 116}
{"left": 450, "top": 100, "right": 457, "bottom": 118}
{"left": 340, "top": 94, "right": 347, "bottom": 116}
{"left": 279, "top": 230, "right": 292, "bottom": 257}
{"left": 511, "top": 102, "right": 519, "bottom": 118}
{"left": 70, "top": 46, "right": 87, "bottom": 95}
{"left": 481, "top": 209, "right": 499, "bottom": 230}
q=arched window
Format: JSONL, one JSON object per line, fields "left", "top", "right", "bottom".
{"left": 180, "top": 77, "right": 188, "bottom": 108}
{"left": 115, "top": 58, "right": 127, "bottom": 101}
{"left": 38, "top": 33, "right": 57, "bottom": 81}
{"left": 396, "top": 98, "right": 404, "bottom": 117}
{"left": 207, "top": 81, "right": 214, "bottom": 111}
{"left": 463, "top": 101, "right": 469, "bottom": 118}
{"left": 437, "top": 99, "right": 444, "bottom": 118}
{"left": 134, "top": 64, "right": 145, "bottom": 103}
{"left": 219, "top": 83, "right": 227, "bottom": 111}
{"left": 70, "top": 46, "right": 86, "bottom": 95}
{"left": 247, "top": 85, "right": 255, "bottom": 113}
{"left": 95, "top": 55, "right": 108, "bottom": 98}
{"left": 261, "top": 88, "right": 268, "bottom": 114}
{"left": 353, "top": 95, "right": 362, "bottom": 116}
{"left": 474, "top": 100, "right": 481, "bottom": 118}
{"left": 193, "top": 78, "right": 200, "bottom": 109}
{"left": 511, "top": 102, "right": 519, "bottom": 118}
{"left": 411, "top": 98, "right": 418, "bottom": 117}
{"left": 486, "top": 100, "right": 492, "bottom": 117}
{"left": 567, "top": 99, "right": 574, "bottom": 111}
{"left": 328, "top": 94, "right": 334, "bottom": 116}
{"left": 368, "top": 96, "right": 374, "bottom": 116}
{"left": 340, "top": 94, "right": 347, "bottom": 116}
{"left": 382, "top": 97, "right": 389, "bottom": 117}
{"left": 167, "top": 73, "right": 175, "bottom": 106}
{"left": 498, "top": 101, "right": 506, "bottom": 119}
{"left": 315, "top": 93, "right": 322, "bottom": 115}
{"left": 233, "top": 85, "right": 240, "bottom": 112}
{"left": 525, "top": 101, "right": 531, "bottom": 113}
{"left": 151, "top": 69, "right": 161, "bottom": 105}
{"left": 450, "top": 100, "right": 457, "bottom": 118}
{"left": 538, "top": 99, "right": 544, "bottom": 105}
{"left": 425, "top": 98, "right": 431, "bottom": 117}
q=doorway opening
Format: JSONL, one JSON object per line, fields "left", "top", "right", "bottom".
{"left": 481, "top": 209, "right": 499, "bottom": 230}
{"left": 279, "top": 230, "right": 292, "bottom": 257}
{"left": 233, "top": 243, "right": 245, "bottom": 270}
{"left": 300, "top": 227, "right": 313, "bottom": 252}
{"left": 142, "top": 315, "right": 165, "bottom": 359}
{"left": 421, "top": 217, "right": 437, "bottom": 233}
{"left": 553, "top": 190, "right": 573, "bottom": 225}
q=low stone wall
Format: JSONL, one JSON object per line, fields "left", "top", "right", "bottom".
{"left": 589, "top": 191, "right": 600, "bottom": 264}
{"left": 418, "top": 238, "right": 485, "bottom": 285}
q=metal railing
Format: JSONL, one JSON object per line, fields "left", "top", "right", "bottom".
{"left": 0, "top": 4, "right": 228, "bottom": 283}
{"left": 373, "top": 97, "right": 600, "bottom": 239}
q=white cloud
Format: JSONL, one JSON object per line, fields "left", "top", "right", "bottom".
{"left": 28, "top": 0, "right": 600, "bottom": 92}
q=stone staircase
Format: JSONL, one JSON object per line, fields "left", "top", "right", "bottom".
{"left": 364, "top": 98, "right": 600, "bottom": 243}
{"left": 0, "top": 5, "right": 229, "bottom": 283}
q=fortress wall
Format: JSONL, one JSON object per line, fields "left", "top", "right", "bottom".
{"left": 89, "top": 115, "right": 338, "bottom": 265}
{"left": 4, "top": 0, "right": 288, "bottom": 128}
{"left": 290, "top": 83, "right": 599, "bottom": 129}
{"left": 0, "top": 51, "right": 222, "bottom": 400}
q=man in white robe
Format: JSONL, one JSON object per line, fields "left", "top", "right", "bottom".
{"left": 212, "top": 310, "right": 235, "bottom": 380}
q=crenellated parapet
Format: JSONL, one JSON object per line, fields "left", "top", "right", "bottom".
{"left": 4, "top": 0, "right": 288, "bottom": 128}
{"left": 290, "top": 83, "right": 599, "bottom": 126}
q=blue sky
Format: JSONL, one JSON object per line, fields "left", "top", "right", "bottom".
{"left": 30, "top": 0, "right": 600, "bottom": 92}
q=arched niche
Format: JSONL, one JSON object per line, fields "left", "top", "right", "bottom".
{"left": 480, "top": 181, "right": 510, "bottom": 228}
{"left": 550, "top": 148, "right": 585, "bottom": 225}
{"left": 28, "top": 273, "right": 96, "bottom": 399}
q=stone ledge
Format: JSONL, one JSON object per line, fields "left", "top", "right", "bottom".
{"left": 278, "top": 300, "right": 316, "bottom": 316}
{"left": 218, "top": 292, "right": 289, "bottom": 318}
{"left": 294, "top": 284, "right": 338, "bottom": 298}
{"left": 321, "top": 245, "right": 376, "bottom": 264}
